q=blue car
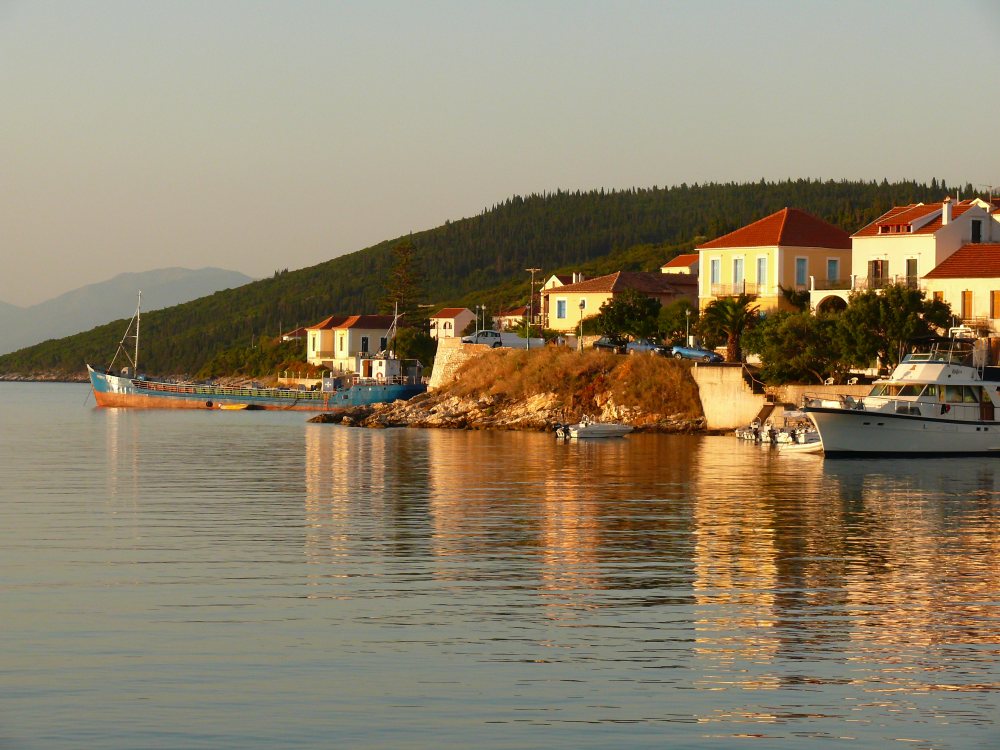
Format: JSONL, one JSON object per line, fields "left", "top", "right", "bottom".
{"left": 670, "top": 344, "right": 723, "bottom": 363}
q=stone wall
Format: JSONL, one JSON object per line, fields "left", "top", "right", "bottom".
{"left": 689, "top": 364, "right": 767, "bottom": 430}
{"left": 429, "top": 338, "right": 487, "bottom": 390}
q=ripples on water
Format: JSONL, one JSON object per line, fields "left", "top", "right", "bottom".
{"left": 1, "top": 383, "right": 999, "bottom": 749}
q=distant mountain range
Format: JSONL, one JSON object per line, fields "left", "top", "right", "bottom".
{"left": 0, "top": 267, "right": 254, "bottom": 355}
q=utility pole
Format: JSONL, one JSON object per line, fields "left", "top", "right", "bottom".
{"left": 525, "top": 267, "right": 541, "bottom": 350}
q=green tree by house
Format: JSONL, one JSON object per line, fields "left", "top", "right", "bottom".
{"left": 837, "top": 283, "right": 952, "bottom": 369}
{"left": 381, "top": 239, "right": 424, "bottom": 322}
{"left": 595, "top": 289, "right": 662, "bottom": 341}
{"left": 389, "top": 326, "right": 437, "bottom": 370}
{"left": 779, "top": 285, "right": 811, "bottom": 312}
{"left": 699, "top": 294, "right": 760, "bottom": 362}
{"left": 657, "top": 298, "right": 698, "bottom": 344}
{"left": 744, "top": 311, "right": 846, "bottom": 383}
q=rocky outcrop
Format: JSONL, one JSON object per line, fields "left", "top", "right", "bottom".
{"left": 308, "top": 387, "right": 703, "bottom": 433}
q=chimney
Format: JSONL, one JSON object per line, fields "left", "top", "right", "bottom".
{"left": 942, "top": 196, "right": 952, "bottom": 226}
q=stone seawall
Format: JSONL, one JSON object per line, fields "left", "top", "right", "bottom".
{"left": 428, "top": 338, "right": 486, "bottom": 390}
{"left": 690, "top": 364, "right": 766, "bottom": 431}
{"left": 690, "top": 365, "right": 871, "bottom": 430}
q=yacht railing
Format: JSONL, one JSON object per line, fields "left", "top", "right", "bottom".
{"left": 803, "top": 393, "right": 987, "bottom": 420}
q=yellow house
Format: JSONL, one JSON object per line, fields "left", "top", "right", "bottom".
{"left": 541, "top": 271, "right": 696, "bottom": 333}
{"left": 697, "top": 207, "right": 851, "bottom": 313}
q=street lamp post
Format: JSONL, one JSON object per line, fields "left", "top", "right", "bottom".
{"left": 685, "top": 308, "right": 691, "bottom": 346}
{"left": 578, "top": 299, "right": 586, "bottom": 352}
{"left": 525, "top": 267, "right": 541, "bottom": 350}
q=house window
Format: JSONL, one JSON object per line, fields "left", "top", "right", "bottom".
{"left": 906, "top": 258, "right": 918, "bottom": 288}
{"left": 992, "top": 291, "right": 1000, "bottom": 319}
{"left": 732, "top": 258, "right": 744, "bottom": 289}
{"left": 710, "top": 258, "right": 720, "bottom": 285}
{"left": 795, "top": 258, "right": 807, "bottom": 287}
{"left": 338, "top": 334, "right": 345, "bottom": 353}
{"left": 756, "top": 257, "right": 767, "bottom": 286}
{"left": 962, "top": 291, "right": 973, "bottom": 320}
{"left": 934, "top": 291, "right": 944, "bottom": 304}
{"left": 868, "top": 259, "right": 888, "bottom": 288}
{"left": 556, "top": 299, "right": 567, "bottom": 319}
{"left": 361, "top": 336, "right": 369, "bottom": 353}
{"left": 826, "top": 259, "right": 839, "bottom": 282}
{"left": 972, "top": 220, "right": 983, "bottom": 244}
{"left": 310, "top": 334, "right": 316, "bottom": 352}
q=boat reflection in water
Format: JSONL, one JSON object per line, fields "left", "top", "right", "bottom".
{"left": 301, "top": 427, "right": 1000, "bottom": 743}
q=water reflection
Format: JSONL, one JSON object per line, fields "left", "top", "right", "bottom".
{"left": 296, "top": 424, "right": 1000, "bottom": 744}
{"left": 7, "top": 380, "right": 1000, "bottom": 749}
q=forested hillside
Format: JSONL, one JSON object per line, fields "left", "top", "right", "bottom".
{"left": 0, "top": 178, "right": 967, "bottom": 377}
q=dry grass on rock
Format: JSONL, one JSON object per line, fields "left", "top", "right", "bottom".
{"left": 445, "top": 347, "right": 703, "bottom": 423}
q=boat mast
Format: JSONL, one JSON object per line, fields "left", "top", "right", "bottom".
{"left": 134, "top": 291, "right": 141, "bottom": 374}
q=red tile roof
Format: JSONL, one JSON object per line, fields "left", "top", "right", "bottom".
{"left": 307, "top": 315, "right": 350, "bottom": 330}
{"left": 852, "top": 201, "right": 974, "bottom": 237}
{"left": 698, "top": 208, "right": 851, "bottom": 250}
{"left": 431, "top": 307, "right": 470, "bottom": 319}
{"left": 337, "top": 315, "right": 396, "bottom": 330}
{"left": 661, "top": 253, "right": 699, "bottom": 268}
{"left": 542, "top": 271, "right": 696, "bottom": 295}
{"left": 923, "top": 244, "right": 1000, "bottom": 278}
{"left": 498, "top": 305, "right": 528, "bottom": 317}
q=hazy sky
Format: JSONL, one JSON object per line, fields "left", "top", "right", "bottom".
{"left": 3, "top": 0, "right": 998, "bottom": 307}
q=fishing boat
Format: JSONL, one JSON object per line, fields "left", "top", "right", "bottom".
{"left": 87, "top": 294, "right": 426, "bottom": 411}
{"left": 803, "top": 335, "right": 1000, "bottom": 455}
{"left": 554, "top": 416, "right": 633, "bottom": 439}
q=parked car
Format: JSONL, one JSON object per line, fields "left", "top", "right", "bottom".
{"left": 592, "top": 336, "right": 626, "bottom": 354}
{"left": 462, "top": 329, "right": 544, "bottom": 348}
{"left": 670, "top": 344, "right": 723, "bottom": 363}
{"left": 626, "top": 338, "right": 667, "bottom": 355}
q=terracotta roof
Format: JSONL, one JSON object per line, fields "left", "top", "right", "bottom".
{"left": 498, "top": 305, "right": 527, "bottom": 317}
{"left": 923, "top": 244, "right": 1000, "bottom": 278}
{"left": 852, "top": 201, "right": 975, "bottom": 237}
{"left": 542, "top": 271, "right": 695, "bottom": 295}
{"left": 307, "top": 315, "right": 351, "bottom": 330}
{"left": 430, "top": 307, "right": 470, "bottom": 319}
{"left": 336, "top": 315, "right": 396, "bottom": 330}
{"left": 661, "top": 253, "right": 699, "bottom": 268}
{"left": 698, "top": 208, "right": 851, "bottom": 250}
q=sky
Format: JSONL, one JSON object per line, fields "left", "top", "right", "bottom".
{"left": 2, "top": 0, "right": 998, "bottom": 307}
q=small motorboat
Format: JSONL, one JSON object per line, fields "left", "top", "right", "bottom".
{"left": 554, "top": 416, "right": 633, "bottom": 439}
{"left": 779, "top": 437, "right": 823, "bottom": 454}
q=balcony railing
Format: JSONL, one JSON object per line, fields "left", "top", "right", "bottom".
{"left": 710, "top": 282, "right": 762, "bottom": 297}
{"left": 811, "top": 276, "right": 925, "bottom": 292}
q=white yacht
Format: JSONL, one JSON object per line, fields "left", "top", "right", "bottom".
{"left": 803, "top": 337, "right": 1000, "bottom": 455}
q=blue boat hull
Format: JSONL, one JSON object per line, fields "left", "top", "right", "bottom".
{"left": 87, "top": 365, "right": 425, "bottom": 411}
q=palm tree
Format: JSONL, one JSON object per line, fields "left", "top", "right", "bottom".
{"left": 700, "top": 294, "right": 760, "bottom": 363}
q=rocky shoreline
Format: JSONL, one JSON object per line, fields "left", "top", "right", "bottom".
{"left": 308, "top": 389, "right": 704, "bottom": 433}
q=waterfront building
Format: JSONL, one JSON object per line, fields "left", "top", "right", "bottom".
{"left": 429, "top": 307, "right": 475, "bottom": 341}
{"left": 698, "top": 208, "right": 851, "bottom": 313}
{"left": 306, "top": 314, "right": 396, "bottom": 372}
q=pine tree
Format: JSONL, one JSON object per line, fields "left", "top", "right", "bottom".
{"left": 380, "top": 239, "right": 424, "bottom": 323}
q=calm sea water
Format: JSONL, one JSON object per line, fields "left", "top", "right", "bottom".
{"left": 2, "top": 382, "right": 999, "bottom": 749}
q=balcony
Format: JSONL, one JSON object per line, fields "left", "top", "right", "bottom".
{"left": 709, "top": 282, "right": 762, "bottom": 298}
{"left": 852, "top": 275, "right": 924, "bottom": 292}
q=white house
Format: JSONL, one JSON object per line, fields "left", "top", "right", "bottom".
{"left": 811, "top": 198, "right": 998, "bottom": 312}
{"left": 306, "top": 314, "right": 396, "bottom": 372}
{"left": 429, "top": 307, "right": 475, "bottom": 341}
{"left": 660, "top": 253, "right": 699, "bottom": 275}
